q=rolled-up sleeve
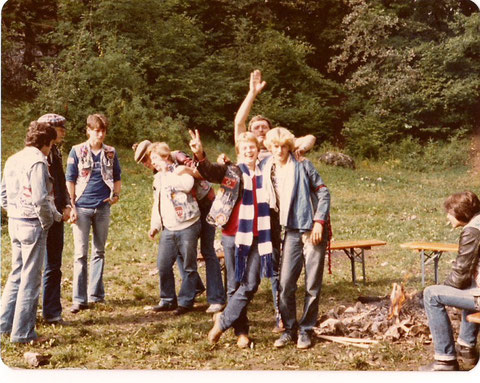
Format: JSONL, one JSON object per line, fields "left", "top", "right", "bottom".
{"left": 65, "top": 148, "right": 79, "bottom": 183}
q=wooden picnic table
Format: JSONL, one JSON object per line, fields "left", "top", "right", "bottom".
{"left": 329, "top": 240, "right": 387, "bottom": 285}
{"left": 400, "top": 242, "right": 458, "bottom": 286}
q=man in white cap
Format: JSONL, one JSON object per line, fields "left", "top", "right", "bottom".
{"left": 37, "top": 113, "right": 71, "bottom": 324}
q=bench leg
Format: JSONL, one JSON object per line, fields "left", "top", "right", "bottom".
{"left": 421, "top": 250, "right": 425, "bottom": 287}
{"left": 433, "top": 251, "right": 444, "bottom": 285}
{"left": 350, "top": 248, "right": 357, "bottom": 285}
{"left": 361, "top": 249, "right": 366, "bottom": 285}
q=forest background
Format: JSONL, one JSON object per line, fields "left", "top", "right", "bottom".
{"left": 2, "top": 0, "right": 480, "bottom": 161}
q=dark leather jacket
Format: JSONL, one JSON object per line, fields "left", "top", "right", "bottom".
{"left": 48, "top": 144, "right": 71, "bottom": 211}
{"left": 444, "top": 223, "right": 480, "bottom": 289}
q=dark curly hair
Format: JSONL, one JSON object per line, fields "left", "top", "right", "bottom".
{"left": 444, "top": 191, "right": 480, "bottom": 223}
{"left": 25, "top": 121, "right": 57, "bottom": 150}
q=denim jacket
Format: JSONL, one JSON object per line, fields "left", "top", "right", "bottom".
{"left": 70, "top": 142, "right": 116, "bottom": 201}
{"left": 196, "top": 155, "right": 243, "bottom": 228}
{"left": 263, "top": 154, "right": 330, "bottom": 232}
{"left": 1, "top": 146, "right": 61, "bottom": 229}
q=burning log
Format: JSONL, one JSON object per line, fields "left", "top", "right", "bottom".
{"left": 388, "top": 283, "right": 406, "bottom": 321}
{"left": 314, "top": 286, "right": 440, "bottom": 343}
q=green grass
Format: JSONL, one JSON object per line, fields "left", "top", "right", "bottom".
{"left": 1, "top": 105, "right": 479, "bottom": 372}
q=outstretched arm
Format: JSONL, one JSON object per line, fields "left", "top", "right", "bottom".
{"left": 234, "top": 69, "right": 266, "bottom": 143}
{"left": 294, "top": 135, "right": 316, "bottom": 161}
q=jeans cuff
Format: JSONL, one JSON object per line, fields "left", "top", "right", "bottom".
{"left": 44, "top": 315, "right": 62, "bottom": 322}
{"left": 11, "top": 335, "right": 37, "bottom": 343}
{"left": 458, "top": 337, "right": 475, "bottom": 348}
{"left": 434, "top": 353, "right": 457, "bottom": 361}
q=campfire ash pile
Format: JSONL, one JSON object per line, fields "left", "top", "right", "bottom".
{"left": 313, "top": 283, "right": 462, "bottom": 349}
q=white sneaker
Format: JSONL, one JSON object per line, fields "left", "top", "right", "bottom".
{"left": 206, "top": 304, "right": 225, "bottom": 313}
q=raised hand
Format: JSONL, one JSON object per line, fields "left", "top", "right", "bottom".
{"left": 216, "top": 153, "right": 231, "bottom": 165}
{"left": 249, "top": 69, "right": 266, "bottom": 96}
{"left": 189, "top": 129, "right": 204, "bottom": 159}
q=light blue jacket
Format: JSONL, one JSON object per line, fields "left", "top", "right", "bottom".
{"left": 262, "top": 154, "right": 330, "bottom": 232}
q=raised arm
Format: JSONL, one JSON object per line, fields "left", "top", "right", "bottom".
{"left": 234, "top": 69, "right": 266, "bottom": 143}
{"left": 189, "top": 129, "right": 228, "bottom": 183}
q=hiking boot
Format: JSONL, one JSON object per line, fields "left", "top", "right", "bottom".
{"left": 297, "top": 333, "right": 312, "bottom": 349}
{"left": 456, "top": 344, "right": 479, "bottom": 366}
{"left": 274, "top": 332, "right": 296, "bottom": 348}
{"left": 46, "top": 318, "right": 71, "bottom": 326}
{"left": 237, "top": 334, "right": 250, "bottom": 349}
{"left": 208, "top": 312, "right": 223, "bottom": 344}
{"left": 70, "top": 303, "right": 89, "bottom": 314}
{"left": 173, "top": 306, "right": 191, "bottom": 316}
{"left": 206, "top": 304, "right": 225, "bottom": 313}
{"left": 419, "top": 359, "right": 459, "bottom": 371}
{"left": 151, "top": 302, "right": 177, "bottom": 312}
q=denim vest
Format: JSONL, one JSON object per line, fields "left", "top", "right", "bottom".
{"left": 207, "top": 165, "right": 242, "bottom": 227}
{"left": 171, "top": 150, "right": 212, "bottom": 201}
{"left": 72, "top": 142, "right": 115, "bottom": 200}
{"left": 2, "top": 146, "right": 58, "bottom": 224}
{"left": 152, "top": 172, "right": 200, "bottom": 230}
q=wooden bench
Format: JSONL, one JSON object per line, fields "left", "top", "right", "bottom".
{"left": 329, "top": 240, "right": 387, "bottom": 285}
{"left": 400, "top": 242, "right": 458, "bottom": 286}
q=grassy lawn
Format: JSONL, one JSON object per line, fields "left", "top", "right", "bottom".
{"left": 1, "top": 106, "right": 479, "bottom": 375}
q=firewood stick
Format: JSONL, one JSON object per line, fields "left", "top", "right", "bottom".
{"left": 317, "top": 335, "right": 379, "bottom": 344}
{"left": 317, "top": 335, "right": 371, "bottom": 349}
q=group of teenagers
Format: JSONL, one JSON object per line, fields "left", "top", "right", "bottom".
{"left": 132, "top": 69, "right": 329, "bottom": 351}
{"left": 1, "top": 70, "right": 479, "bottom": 371}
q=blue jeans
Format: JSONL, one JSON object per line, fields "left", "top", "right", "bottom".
{"left": 0, "top": 218, "right": 47, "bottom": 342}
{"left": 423, "top": 284, "right": 480, "bottom": 361}
{"left": 43, "top": 220, "right": 64, "bottom": 321}
{"left": 157, "top": 220, "right": 201, "bottom": 308}
{"left": 269, "top": 208, "right": 281, "bottom": 326}
{"left": 175, "top": 201, "right": 225, "bottom": 303}
{"left": 221, "top": 235, "right": 238, "bottom": 300}
{"left": 72, "top": 204, "right": 111, "bottom": 305}
{"left": 219, "top": 239, "right": 261, "bottom": 336}
{"left": 198, "top": 199, "right": 225, "bottom": 304}
{"left": 279, "top": 229, "right": 326, "bottom": 335}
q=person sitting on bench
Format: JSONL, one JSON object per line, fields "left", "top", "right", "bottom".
{"left": 421, "top": 191, "right": 480, "bottom": 371}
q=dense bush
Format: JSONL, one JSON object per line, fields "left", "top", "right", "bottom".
{"left": 2, "top": 0, "right": 479, "bottom": 154}
{"left": 380, "top": 136, "right": 470, "bottom": 172}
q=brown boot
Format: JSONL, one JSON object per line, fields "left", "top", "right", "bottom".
{"left": 419, "top": 359, "right": 459, "bottom": 371}
{"left": 208, "top": 312, "right": 223, "bottom": 344}
{"left": 237, "top": 334, "right": 250, "bottom": 349}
